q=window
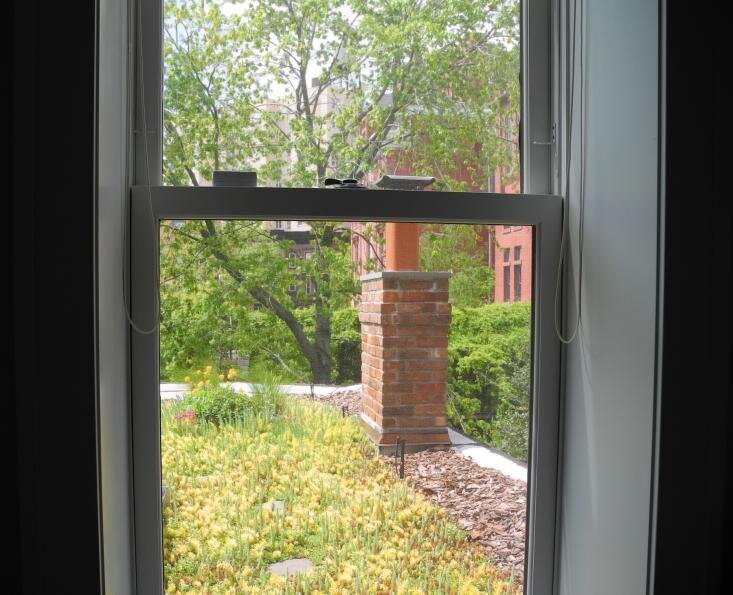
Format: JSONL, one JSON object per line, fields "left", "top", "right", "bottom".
{"left": 288, "top": 252, "right": 297, "bottom": 267}
{"left": 131, "top": 190, "right": 561, "bottom": 593}
{"left": 129, "top": 0, "right": 557, "bottom": 592}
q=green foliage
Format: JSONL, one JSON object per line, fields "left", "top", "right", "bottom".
{"left": 331, "top": 307, "right": 361, "bottom": 384}
{"left": 180, "top": 374, "right": 286, "bottom": 425}
{"left": 180, "top": 385, "right": 252, "bottom": 425}
{"left": 159, "top": 219, "right": 359, "bottom": 384}
{"left": 447, "top": 302, "right": 531, "bottom": 460}
{"left": 248, "top": 372, "right": 288, "bottom": 419}
{"left": 420, "top": 225, "right": 495, "bottom": 307}
{"left": 163, "top": 0, "right": 520, "bottom": 189}
{"left": 161, "top": 0, "right": 521, "bottom": 386}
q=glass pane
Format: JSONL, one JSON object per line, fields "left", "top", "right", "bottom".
{"left": 162, "top": 0, "right": 520, "bottom": 192}
{"left": 159, "top": 218, "right": 532, "bottom": 593}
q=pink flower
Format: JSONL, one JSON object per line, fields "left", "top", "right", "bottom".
{"left": 174, "top": 410, "right": 195, "bottom": 423}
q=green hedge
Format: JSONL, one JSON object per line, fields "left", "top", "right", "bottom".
{"left": 331, "top": 307, "right": 361, "bottom": 384}
{"left": 447, "top": 303, "right": 531, "bottom": 461}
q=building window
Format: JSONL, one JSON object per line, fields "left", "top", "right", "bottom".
{"left": 288, "top": 252, "right": 297, "bottom": 267}
{"left": 514, "top": 263, "right": 522, "bottom": 301}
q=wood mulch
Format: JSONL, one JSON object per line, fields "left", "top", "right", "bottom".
{"left": 296, "top": 388, "right": 527, "bottom": 585}
{"left": 298, "top": 388, "right": 363, "bottom": 413}
{"left": 397, "top": 449, "right": 526, "bottom": 585}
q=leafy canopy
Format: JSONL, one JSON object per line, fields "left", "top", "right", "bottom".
{"left": 163, "top": 0, "right": 519, "bottom": 189}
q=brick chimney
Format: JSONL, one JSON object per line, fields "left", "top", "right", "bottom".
{"left": 359, "top": 174, "right": 451, "bottom": 452}
{"left": 359, "top": 271, "right": 452, "bottom": 451}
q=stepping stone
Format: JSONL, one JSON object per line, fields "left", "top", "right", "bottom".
{"left": 267, "top": 558, "right": 313, "bottom": 577}
{"left": 262, "top": 500, "right": 285, "bottom": 513}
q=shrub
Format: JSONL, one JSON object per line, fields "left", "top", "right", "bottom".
{"left": 331, "top": 306, "right": 361, "bottom": 384}
{"left": 178, "top": 365, "right": 285, "bottom": 425}
{"left": 448, "top": 344, "right": 512, "bottom": 419}
{"left": 180, "top": 385, "right": 251, "bottom": 425}
{"left": 488, "top": 340, "right": 531, "bottom": 460}
{"left": 489, "top": 403, "right": 529, "bottom": 461}
{"left": 447, "top": 303, "right": 531, "bottom": 461}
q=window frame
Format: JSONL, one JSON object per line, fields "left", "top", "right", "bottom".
{"left": 130, "top": 1, "right": 558, "bottom": 593}
{"left": 131, "top": 187, "right": 561, "bottom": 595}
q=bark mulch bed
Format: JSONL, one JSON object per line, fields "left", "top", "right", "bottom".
{"left": 396, "top": 449, "right": 526, "bottom": 585}
{"left": 297, "top": 388, "right": 527, "bottom": 585}
{"left": 298, "top": 388, "right": 362, "bottom": 413}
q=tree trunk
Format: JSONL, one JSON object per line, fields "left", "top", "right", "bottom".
{"left": 312, "top": 309, "right": 332, "bottom": 384}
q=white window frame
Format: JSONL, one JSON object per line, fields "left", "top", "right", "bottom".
{"left": 129, "top": 1, "right": 559, "bottom": 594}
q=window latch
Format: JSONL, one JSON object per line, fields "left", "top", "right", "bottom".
{"left": 531, "top": 123, "right": 556, "bottom": 146}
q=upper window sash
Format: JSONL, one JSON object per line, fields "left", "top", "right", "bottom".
{"left": 133, "top": 0, "right": 554, "bottom": 194}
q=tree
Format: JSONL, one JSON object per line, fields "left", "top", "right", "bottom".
{"left": 160, "top": 219, "right": 358, "bottom": 384}
{"left": 160, "top": 0, "right": 520, "bottom": 382}
{"left": 163, "top": 0, "right": 520, "bottom": 188}
{"left": 420, "top": 224, "right": 495, "bottom": 307}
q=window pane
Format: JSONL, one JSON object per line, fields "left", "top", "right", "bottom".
{"left": 162, "top": 0, "right": 520, "bottom": 192}
{"left": 159, "top": 218, "right": 532, "bottom": 592}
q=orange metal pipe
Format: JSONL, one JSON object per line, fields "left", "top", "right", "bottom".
{"left": 385, "top": 222, "right": 420, "bottom": 271}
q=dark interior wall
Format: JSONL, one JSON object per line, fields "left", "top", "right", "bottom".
{"left": 653, "top": 3, "right": 730, "bottom": 593}
{"left": 11, "top": 0, "right": 102, "bottom": 593}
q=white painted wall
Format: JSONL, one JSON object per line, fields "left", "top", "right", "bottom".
{"left": 557, "top": 1, "right": 659, "bottom": 593}
{"left": 98, "top": 0, "right": 134, "bottom": 592}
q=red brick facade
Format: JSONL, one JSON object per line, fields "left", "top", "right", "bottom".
{"left": 493, "top": 225, "right": 533, "bottom": 303}
{"left": 359, "top": 272, "right": 452, "bottom": 451}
